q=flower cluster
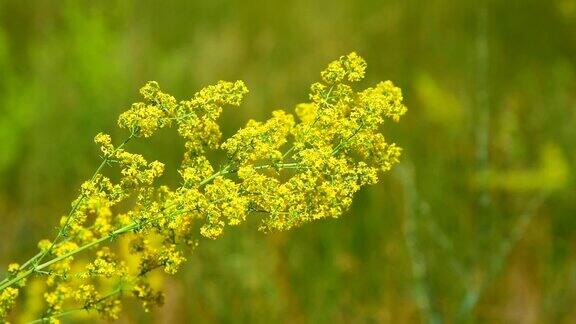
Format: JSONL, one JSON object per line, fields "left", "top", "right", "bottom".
{"left": 0, "top": 52, "right": 406, "bottom": 323}
{"left": 0, "top": 287, "right": 18, "bottom": 320}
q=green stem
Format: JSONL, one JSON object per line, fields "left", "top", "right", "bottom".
{"left": 28, "top": 307, "right": 84, "bottom": 324}
{"left": 1, "top": 133, "right": 134, "bottom": 290}
{"left": 332, "top": 120, "right": 364, "bottom": 155}
{"left": 0, "top": 221, "right": 101, "bottom": 287}
{"left": 0, "top": 223, "right": 138, "bottom": 292}
{"left": 28, "top": 287, "right": 123, "bottom": 323}
{"left": 0, "top": 131, "right": 303, "bottom": 293}
{"left": 199, "top": 165, "right": 230, "bottom": 186}
{"left": 254, "top": 162, "right": 301, "bottom": 171}
{"left": 34, "top": 133, "right": 136, "bottom": 268}
{"left": 280, "top": 84, "right": 334, "bottom": 161}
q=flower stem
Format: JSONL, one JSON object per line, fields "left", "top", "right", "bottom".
{"left": 33, "top": 133, "right": 136, "bottom": 268}
{"left": 0, "top": 136, "right": 301, "bottom": 292}
{"left": 28, "top": 287, "right": 123, "bottom": 323}
{"left": 0, "top": 223, "right": 138, "bottom": 292}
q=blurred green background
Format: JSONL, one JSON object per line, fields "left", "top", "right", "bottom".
{"left": 1, "top": 0, "right": 575, "bottom": 322}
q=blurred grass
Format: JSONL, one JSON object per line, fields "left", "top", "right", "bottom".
{"left": 1, "top": 0, "right": 575, "bottom": 322}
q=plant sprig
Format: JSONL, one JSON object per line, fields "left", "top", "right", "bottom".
{"left": 0, "top": 52, "right": 407, "bottom": 323}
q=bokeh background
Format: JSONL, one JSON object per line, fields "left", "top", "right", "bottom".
{"left": 1, "top": 0, "right": 575, "bottom": 322}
